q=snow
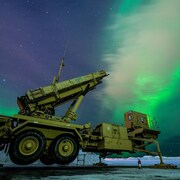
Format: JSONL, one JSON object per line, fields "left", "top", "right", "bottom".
{"left": 1, "top": 151, "right": 180, "bottom": 180}
{"left": 42, "top": 169, "right": 180, "bottom": 180}
{"left": 1, "top": 150, "right": 180, "bottom": 167}
{"left": 1, "top": 167, "right": 180, "bottom": 180}
{"left": 105, "top": 156, "right": 180, "bottom": 167}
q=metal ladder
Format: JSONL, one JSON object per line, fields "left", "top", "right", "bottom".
{"left": 76, "top": 154, "right": 86, "bottom": 166}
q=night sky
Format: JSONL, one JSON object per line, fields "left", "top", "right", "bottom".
{"left": 0, "top": 0, "right": 179, "bottom": 156}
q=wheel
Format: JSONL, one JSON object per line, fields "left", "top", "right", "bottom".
{"left": 51, "top": 134, "right": 79, "bottom": 165}
{"left": 9, "top": 130, "right": 46, "bottom": 165}
{"left": 40, "top": 153, "right": 55, "bottom": 165}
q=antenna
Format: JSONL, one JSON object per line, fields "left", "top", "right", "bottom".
{"left": 52, "top": 42, "right": 68, "bottom": 84}
{"left": 63, "top": 40, "right": 68, "bottom": 58}
{"left": 57, "top": 57, "right": 65, "bottom": 82}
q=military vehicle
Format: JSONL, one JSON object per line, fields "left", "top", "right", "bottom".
{"left": 0, "top": 60, "right": 165, "bottom": 166}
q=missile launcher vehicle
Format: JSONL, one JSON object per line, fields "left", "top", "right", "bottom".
{"left": 0, "top": 60, "right": 164, "bottom": 166}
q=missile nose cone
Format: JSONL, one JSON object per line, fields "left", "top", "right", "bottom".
{"left": 99, "top": 70, "right": 109, "bottom": 77}
{"left": 96, "top": 70, "right": 109, "bottom": 81}
{"left": 92, "top": 70, "right": 109, "bottom": 85}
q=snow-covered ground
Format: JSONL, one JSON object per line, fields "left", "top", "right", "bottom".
{"left": 1, "top": 151, "right": 180, "bottom": 180}
{"left": 41, "top": 168, "right": 180, "bottom": 180}
{"left": 105, "top": 156, "right": 180, "bottom": 167}
{"left": 1, "top": 150, "right": 180, "bottom": 167}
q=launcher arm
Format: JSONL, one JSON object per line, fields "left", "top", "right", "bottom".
{"left": 63, "top": 95, "right": 84, "bottom": 122}
{"left": 17, "top": 70, "right": 108, "bottom": 116}
{"left": 63, "top": 84, "right": 90, "bottom": 122}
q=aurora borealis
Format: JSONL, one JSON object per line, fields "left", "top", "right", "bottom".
{"left": 99, "top": 0, "right": 180, "bottom": 155}
{"left": 0, "top": 0, "right": 179, "bottom": 156}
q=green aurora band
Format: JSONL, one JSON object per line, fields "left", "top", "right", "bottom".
{"left": 0, "top": 88, "right": 18, "bottom": 116}
{"left": 100, "top": 0, "right": 180, "bottom": 155}
{"left": 0, "top": 107, "right": 18, "bottom": 116}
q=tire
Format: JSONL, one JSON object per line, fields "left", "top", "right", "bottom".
{"left": 51, "top": 134, "right": 79, "bottom": 165}
{"left": 9, "top": 129, "right": 46, "bottom": 165}
{"left": 40, "top": 153, "right": 54, "bottom": 165}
